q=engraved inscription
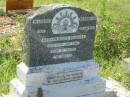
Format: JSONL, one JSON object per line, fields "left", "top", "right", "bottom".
{"left": 79, "top": 26, "right": 95, "bottom": 31}
{"left": 33, "top": 19, "right": 51, "bottom": 24}
{"left": 47, "top": 70, "right": 83, "bottom": 84}
{"left": 37, "top": 30, "right": 46, "bottom": 34}
{"left": 53, "top": 54, "right": 73, "bottom": 59}
{"left": 50, "top": 48, "right": 76, "bottom": 53}
{"left": 79, "top": 17, "right": 96, "bottom": 21}
{"left": 47, "top": 41, "right": 80, "bottom": 48}
{"left": 41, "top": 35, "right": 86, "bottom": 43}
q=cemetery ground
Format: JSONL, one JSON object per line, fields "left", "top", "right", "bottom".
{"left": 0, "top": 0, "right": 130, "bottom": 95}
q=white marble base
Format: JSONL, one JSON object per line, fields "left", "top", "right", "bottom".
{"left": 10, "top": 77, "right": 105, "bottom": 97}
{"left": 9, "top": 60, "right": 106, "bottom": 97}
{"left": 5, "top": 78, "right": 130, "bottom": 97}
{"left": 17, "top": 60, "right": 99, "bottom": 86}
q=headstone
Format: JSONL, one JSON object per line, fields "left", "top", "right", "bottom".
{"left": 123, "top": 58, "right": 130, "bottom": 69}
{"left": 24, "top": 4, "right": 96, "bottom": 67}
{"left": 6, "top": 0, "right": 33, "bottom": 13}
{"left": 9, "top": 4, "right": 106, "bottom": 97}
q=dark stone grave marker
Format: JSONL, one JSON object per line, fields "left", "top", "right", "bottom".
{"left": 24, "top": 4, "right": 96, "bottom": 67}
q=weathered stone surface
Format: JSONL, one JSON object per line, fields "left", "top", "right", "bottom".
{"left": 8, "top": 77, "right": 130, "bottom": 97}
{"left": 17, "top": 60, "right": 99, "bottom": 86}
{"left": 123, "top": 58, "right": 130, "bottom": 69}
{"left": 24, "top": 4, "right": 96, "bottom": 67}
{"left": 10, "top": 77, "right": 105, "bottom": 97}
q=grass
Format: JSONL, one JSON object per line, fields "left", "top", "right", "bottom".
{"left": 0, "top": 0, "right": 130, "bottom": 94}
{"left": 0, "top": 0, "right": 5, "bottom": 8}
{"left": 0, "top": 15, "right": 24, "bottom": 94}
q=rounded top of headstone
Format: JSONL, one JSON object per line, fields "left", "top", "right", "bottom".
{"left": 27, "top": 4, "right": 95, "bottom": 19}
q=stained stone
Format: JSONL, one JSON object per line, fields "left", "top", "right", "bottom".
{"left": 24, "top": 4, "right": 97, "bottom": 67}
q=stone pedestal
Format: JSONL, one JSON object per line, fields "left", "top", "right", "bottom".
{"left": 9, "top": 60, "right": 106, "bottom": 97}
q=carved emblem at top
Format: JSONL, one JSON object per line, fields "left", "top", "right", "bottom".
{"left": 51, "top": 9, "right": 79, "bottom": 34}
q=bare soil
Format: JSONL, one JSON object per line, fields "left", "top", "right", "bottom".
{"left": 0, "top": 16, "right": 20, "bottom": 36}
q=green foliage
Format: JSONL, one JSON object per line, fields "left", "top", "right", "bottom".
{"left": 95, "top": 0, "right": 128, "bottom": 60}
{"left": 0, "top": 55, "right": 18, "bottom": 93}
{"left": 123, "top": 16, "right": 130, "bottom": 56}
{"left": 0, "top": 0, "right": 5, "bottom": 8}
{"left": 94, "top": 0, "right": 130, "bottom": 89}
{"left": 0, "top": 15, "right": 24, "bottom": 94}
{"left": 0, "top": 34, "right": 23, "bottom": 94}
{"left": 99, "top": 58, "right": 130, "bottom": 89}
